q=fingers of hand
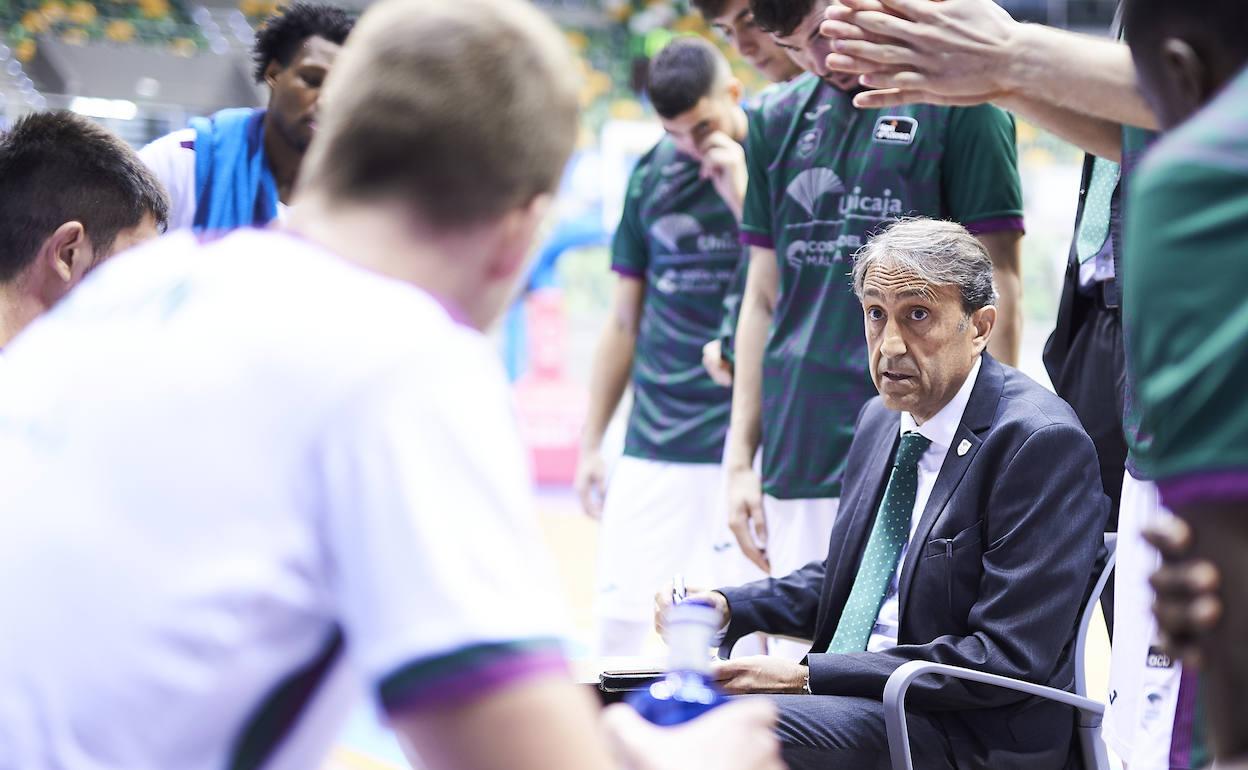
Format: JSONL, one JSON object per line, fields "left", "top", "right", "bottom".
{"left": 820, "top": 19, "right": 868, "bottom": 41}
{"left": 1142, "top": 514, "right": 1194, "bottom": 557}
{"left": 832, "top": 38, "right": 916, "bottom": 66}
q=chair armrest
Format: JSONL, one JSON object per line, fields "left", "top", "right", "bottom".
{"left": 882, "top": 660, "right": 1105, "bottom": 770}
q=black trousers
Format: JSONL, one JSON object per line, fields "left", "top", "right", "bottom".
{"left": 769, "top": 694, "right": 954, "bottom": 770}
{"left": 1043, "top": 270, "right": 1126, "bottom": 632}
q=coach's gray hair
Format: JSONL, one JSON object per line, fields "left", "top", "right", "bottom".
{"left": 851, "top": 218, "right": 998, "bottom": 314}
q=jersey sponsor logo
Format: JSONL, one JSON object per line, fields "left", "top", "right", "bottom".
{"left": 662, "top": 161, "right": 689, "bottom": 176}
{"left": 655, "top": 266, "right": 736, "bottom": 295}
{"left": 797, "top": 129, "right": 821, "bottom": 158}
{"left": 1146, "top": 645, "right": 1175, "bottom": 669}
{"left": 786, "top": 167, "right": 845, "bottom": 217}
{"left": 650, "top": 213, "right": 702, "bottom": 251}
{"left": 873, "top": 116, "right": 918, "bottom": 145}
{"left": 804, "top": 104, "right": 831, "bottom": 121}
{"left": 838, "top": 186, "right": 905, "bottom": 218}
{"left": 785, "top": 234, "right": 863, "bottom": 269}
{"left": 648, "top": 214, "right": 736, "bottom": 293}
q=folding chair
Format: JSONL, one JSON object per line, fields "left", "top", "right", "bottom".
{"left": 883, "top": 533, "right": 1118, "bottom": 770}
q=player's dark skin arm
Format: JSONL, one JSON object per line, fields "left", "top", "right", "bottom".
{"left": 1145, "top": 507, "right": 1248, "bottom": 761}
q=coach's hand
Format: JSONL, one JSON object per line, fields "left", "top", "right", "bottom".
{"left": 727, "top": 466, "right": 769, "bottom": 572}
{"left": 698, "top": 131, "right": 748, "bottom": 222}
{"left": 575, "top": 449, "right": 608, "bottom": 519}
{"left": 603, "top": 697, "right": 784, "bottom": 770}
{"left": 654, "top": 585, "right": 730, "bottom": 639}
{"left": 702, "top": 339, "right": 734, "bottom": 387}
{"left": 712, "top": 656, "right": 808, "bottom": 695}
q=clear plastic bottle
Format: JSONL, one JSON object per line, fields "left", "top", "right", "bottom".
{"left": 628, "top": 598, "right": 728, "bottom": 725}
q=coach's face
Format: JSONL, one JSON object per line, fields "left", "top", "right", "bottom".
{"left": 862, "top": 264, "right": 994, "bottom": 423}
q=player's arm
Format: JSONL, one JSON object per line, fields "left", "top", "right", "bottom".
{"left": 821, "top": 0, "right": 1158, "bottom": 138}
{"left": 725, "top": 246, "right": 777, "bottom": 572}
{"left": 991, "top": 97, "right": 1124, "bottom": 161}
{"left": 575, "top": 275, "right": 645, "bottom": 517}
{"left": 392, "top": 676, "right": 612, "bottom": 770}
{"left": 975, "top": 230, "right": 1021, "bottom": 366}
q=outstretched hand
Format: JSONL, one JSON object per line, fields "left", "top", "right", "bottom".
{"left": 820, "top": 0, "right": 1020, "bottom": 109}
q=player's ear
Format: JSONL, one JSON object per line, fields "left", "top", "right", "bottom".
{"left": 1158, "top": 37, "right": 1209, "bottom": 121}
{"left": 489, "top": 193, "right": 552, "bottom": 282}
{"left": 726, "top": 77, "right": 743, "bottom": 104}
{"left": 264, "top": 58, "right": 285, "bottom": 90}
{"left": 42, "top": 221, "right": 90, "bottom": 285}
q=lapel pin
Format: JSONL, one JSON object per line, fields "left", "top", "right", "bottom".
{"left": 957, "top": 439, "right": 971, "bottom": 457}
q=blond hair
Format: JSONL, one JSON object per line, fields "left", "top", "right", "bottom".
{"left": 303, "top": 0, "right": 580, "bottom": 228}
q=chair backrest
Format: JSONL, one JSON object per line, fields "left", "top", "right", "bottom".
{"left": 1074, "top": 533, "right": 1117, "bottom": 698}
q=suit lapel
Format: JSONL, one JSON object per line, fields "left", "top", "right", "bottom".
{"left": 897, "top": 354, "right": 1004, "bottom": 616}
{"left": 814, "top": 410, "right": 899, "bottom": 641}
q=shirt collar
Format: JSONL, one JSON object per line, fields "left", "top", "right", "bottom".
{"left": 899, "top": 354, "right": 983, "bottom": 453}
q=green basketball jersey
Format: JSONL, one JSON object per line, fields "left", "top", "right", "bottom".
{"left": 612, "top": 137, "right": 744, "bottom": 463}
{"left": 741, "top": 74, "right": 1024, "bottom": 499}
{"left": 1123, "top": 66, "right": 1248, "bottom": 503}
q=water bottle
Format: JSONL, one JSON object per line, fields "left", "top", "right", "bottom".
{"left": 628, "top": 597, "right": 728, "bottom": 725}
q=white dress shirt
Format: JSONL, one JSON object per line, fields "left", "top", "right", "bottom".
{"left": 866, "top": 355, "right": 982, "bottom": 652}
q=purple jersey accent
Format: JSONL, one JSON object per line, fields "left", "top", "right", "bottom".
{"left": 611, "top": 265, "right": 644, "bottom": 279}
{"left": 179, "top": 139, "right": 195, "bottom": 150}
{"left": 740, "top": 231, "right": 775, "bottom": 250}
{"left": 964, "top": 216, "right": 1025, "bottom": 235}
{"left": 382, "top": 650, "right": 568, "bottom": 715}
{"left": 1158, "top": 469, "right": 1248, "bottom": 509}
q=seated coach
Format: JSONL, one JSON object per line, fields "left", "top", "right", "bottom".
{"left": 657, "top": 218, "right": 1109, "bottom": 769}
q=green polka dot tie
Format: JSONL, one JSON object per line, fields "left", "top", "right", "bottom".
{"left": 1075, "top": 156, "right": 1121, "bottom": 264}
{"left": 826, "top": 431, "right": 931, "bottom": 654}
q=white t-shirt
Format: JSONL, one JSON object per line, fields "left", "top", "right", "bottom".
{"left": 0, "top": 230, "right": 569, "bottom": 770}
{"left": 139, "top": 128, "right": 289, "bottom": 232}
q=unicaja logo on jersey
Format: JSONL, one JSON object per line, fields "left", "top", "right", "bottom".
{"left": 873, "top": 116, "right": 918, "bottom": 145}
{"left": 650, "top": 213, "right": 702, "bottom": 252}
{"left": 786, "top": 168, "right": 845, "bottom": 219}
{"left": 648, "top": 214, "right": 736, "bottom": 293}
{"left": 783, "top": 168, "right": 900, "bottom": 270}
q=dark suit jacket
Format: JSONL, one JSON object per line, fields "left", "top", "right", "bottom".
{"left": 719, "top": 353, "right": 1109, "bottom": 769}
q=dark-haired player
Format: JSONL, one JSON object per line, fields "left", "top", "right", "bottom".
{"left": 692, "top": 0, "right": 801, "bottom": 91}
{"left": 723, "top": 0, "right": 1023, "bottom": 659}
{"left": 139, "top": 1, "right": 353, "bottom": 231}
{"left": 691, "top": 0, "right": 802, "bottom": 388}
{"left": 577, "top": 37, "right": 765, "bottom": 655}
{"left": 0, "top": 110, "right": 167, "bottom": 349}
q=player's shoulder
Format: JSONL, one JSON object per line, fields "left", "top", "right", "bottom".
{"left": 1141, "top": 77, "right": 1248, "bottom": 184}
{"left": 199, "top": 229, "right": 490, "bottom": 379}
{"left": 750, "top": 73, "right": 821, "bottom": 124}
{"left": 137, "top": 127, "right": 196, "bottom": 163}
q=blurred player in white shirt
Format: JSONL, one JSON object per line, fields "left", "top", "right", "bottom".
{"left": 0, "top": 2, "right": 782, "bottom": 769}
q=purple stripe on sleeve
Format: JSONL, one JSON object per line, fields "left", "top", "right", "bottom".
{"left": 1169, "top": 667, "right": 1200, "bottom": 768}
{"left": 963, "top": 217, "right": 1026, "bottom": 235}
{"left": 179, "top": 139, "right": 195, "bottom": 150}
{"left": 1158, "top": 469, "right": 1248, "bottom": 509}
{"left": 740, "top": 231, "right": 775, "bottom": 249}
{"left": 612, "top": 265, "right": 644, "bottom": 279}
{"left": 382, "top": 651, "right": 569, "bottom": 716}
